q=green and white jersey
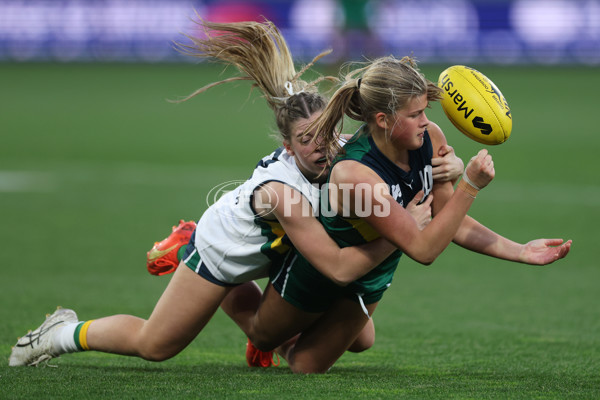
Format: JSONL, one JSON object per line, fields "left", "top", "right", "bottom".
{"left": 191, "top": 147, "right": 320, "bottom": 284}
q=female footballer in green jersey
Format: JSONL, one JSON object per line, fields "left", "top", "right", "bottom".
{"left": 245, "top": 56, "right": 572, "bottom": 373}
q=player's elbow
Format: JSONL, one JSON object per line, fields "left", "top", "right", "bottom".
{"left": 409, "top": 241, "right": 445, "bottom": 265}
{"left": 313, "top": 261, "right": 353, "bottom": 286}
{"left": 407, "top": 250, "right": 437, "bottom": 266}
{"left": 419, "top": 258, "right": 434, "bottom": 266}
{"left": 329, "top": 272, "right": 352, "bottom": 287}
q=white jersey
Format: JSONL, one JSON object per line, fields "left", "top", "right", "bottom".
{"left": 188, "top": 147, "right": 321, "bottom": 284}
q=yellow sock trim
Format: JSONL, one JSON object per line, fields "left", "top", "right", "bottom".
{"left": 78, "top": 320, "right": 95, "bottom": 351}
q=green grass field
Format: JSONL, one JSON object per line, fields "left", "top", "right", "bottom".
{"left": 0, "top": 63, "right": 598, "bottom": 399}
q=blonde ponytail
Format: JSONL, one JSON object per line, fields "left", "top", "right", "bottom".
{"left": 175, "top": 18, "right": 333, "bottom": 111}
{"left": 174, "top": 17, "right": 340, "bottom": 152}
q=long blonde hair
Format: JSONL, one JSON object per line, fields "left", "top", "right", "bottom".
{"left": 314, "top": 56, "right": 443, "bottom": 158}
{"left": 175, "top": 18, "right": 337, "bottom": 143}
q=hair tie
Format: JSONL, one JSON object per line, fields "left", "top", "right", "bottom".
{"left": 284, "top": 81, "right": 305, "bottom": 97}
{"left": 356, "top": 78, "right": 362, "bottom": 90}
{"left": 284, "top": 81, "right": 295, "bottom": 96}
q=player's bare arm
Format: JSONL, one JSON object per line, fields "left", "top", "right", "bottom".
{"left": 255, "top": 182, "right": 397, "bottom": 286}
{"left": 428, "top": 123, "right": 571, "bottom": 265}
{"left": 329, "top": 154, "right": 494, "bottom": 265}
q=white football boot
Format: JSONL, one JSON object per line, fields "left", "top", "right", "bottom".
{"left": 9, "top": 307, "right": 78, "bottom": 366}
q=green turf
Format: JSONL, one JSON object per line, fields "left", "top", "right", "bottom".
{"left": 0, "top": 63, "right": 598, "bottom": 399}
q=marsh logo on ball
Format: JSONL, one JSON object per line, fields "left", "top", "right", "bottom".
{"left": 438, "top": 65, "right": 512, "bottom": 145}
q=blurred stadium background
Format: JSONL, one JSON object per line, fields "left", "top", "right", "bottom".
{"left": 1, "top": 1, "right": 599, "bottom": 397}
{"left": 1, "top": 0, "right": 600, "bottom": 64}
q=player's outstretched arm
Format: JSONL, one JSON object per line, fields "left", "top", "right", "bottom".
{"left": 453, "top": 215, "right": 573, "bottom": 265}
{"left": 430, "top": 186, "right": 572, "bottom": 266}
{"left": 427, "top": 120, "right": 572, "bottom": 266}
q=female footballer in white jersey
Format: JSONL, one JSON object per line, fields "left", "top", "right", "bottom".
{"left": 8, "top": 19, "right": 463, "bottom": 368}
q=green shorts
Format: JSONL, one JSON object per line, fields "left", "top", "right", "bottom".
{"left": 270, "top": 250, "right": 398, "bottom": 313}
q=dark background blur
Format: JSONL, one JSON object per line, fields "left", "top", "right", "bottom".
{"left": 2, "top": 0, "right": 599, "bottom": 65}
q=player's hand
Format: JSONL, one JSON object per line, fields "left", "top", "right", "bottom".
{"left": 518, "top": 239, "right": 572, "bottom": 265}
{"left": 432, "top": 145, "right": 464, "bottom": 182}
{"left": 406, "top": 191, "right": 433, "bottom": 231}
{"left": 464, "top": 149, "right": 494, "bottom": 189}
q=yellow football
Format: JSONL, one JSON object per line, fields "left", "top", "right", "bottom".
{"left": 438, "top": 65, "right": 512, "bottom": 145}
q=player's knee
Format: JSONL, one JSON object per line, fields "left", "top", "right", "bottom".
{"left": 289, "top": 358, "right": 330, "bottom": 374}
{"left": 247, "top": 330, "right": 278, "bottom": 352}
{"left": 135, "top": 334, "right": 182, "bottom": 362}
{"left": 347, "top": 332, "right": 375, "bottom": 353}
{"left": 291, "top": 365, "right": 329, "bottom": 374}
{"left": 246, "top": 318, "right": 285, "bottom": 351}
{"left": 137, "top": 343, "right": 178, "bottom": 362}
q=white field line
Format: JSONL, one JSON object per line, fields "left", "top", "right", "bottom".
{"left": 0, "top": 163, "right": 248, "bottom": 192}
{"left": 0, "top": 171, "right": 56, "bottom": 192}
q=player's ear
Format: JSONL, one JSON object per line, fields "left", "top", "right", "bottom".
{"left": 375, "top": 112, "right": 388, "bottom": 130}
{"left": 283, "top": 140, "right": 294, "bottom": 156}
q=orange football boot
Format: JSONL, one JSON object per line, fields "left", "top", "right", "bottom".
{"left": 246, "top": 338, "right": 280, "bottom": 367}
{"left": 147, "top": 220, "right": 196, "bottom": 276}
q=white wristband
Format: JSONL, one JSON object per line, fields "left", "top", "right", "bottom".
{"left": 462, "top": 172, "right": 481, "bottom": 191}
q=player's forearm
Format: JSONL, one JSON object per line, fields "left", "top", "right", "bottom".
{"left": 453, "top": 216, "right": 522, "bottom": 262}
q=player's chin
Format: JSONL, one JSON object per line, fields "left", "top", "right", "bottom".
{"left": 313, "top": 162, "right": 329, "bottom": 177}
{"left": 410, "top": 135, "right": 425, "bottom": 149}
